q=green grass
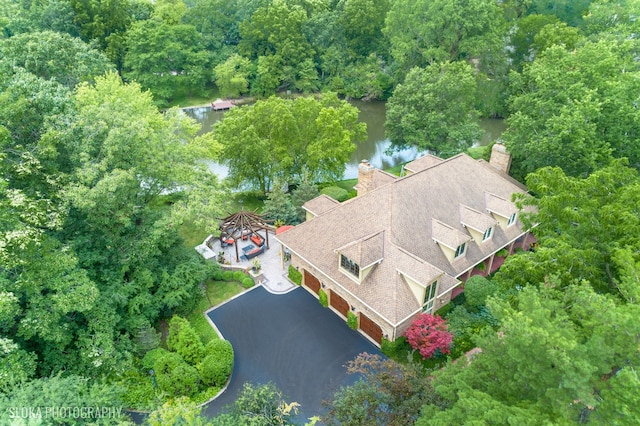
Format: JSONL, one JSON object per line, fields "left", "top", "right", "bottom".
{"left": 167, "top": 87, "right": 220, "bottom": 109}
{"left": 333, "top": 178, "right": 357, "bottom": 193}
{"left": 187, "top": 279, "right": 245, "bottom": 344}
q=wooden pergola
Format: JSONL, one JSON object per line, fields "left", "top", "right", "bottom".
{"left": 219, "top": 210, "right": 273, "bottom": 262}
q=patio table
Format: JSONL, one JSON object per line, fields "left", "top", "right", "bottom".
{"left": 242, "top": 244, "right": 255, "bottom": 253}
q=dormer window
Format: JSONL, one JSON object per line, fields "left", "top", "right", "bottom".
{"left": 454, "top": 242, "right": 466, "bottom": 259}
{"left": 340, "top": 254, "right": 360, "bottom": 278}
{"left": 482, "top": 226, "right": 493, "bottom": 241}
{"left": 507, "top": 212, "right": 517, "bottom": 226}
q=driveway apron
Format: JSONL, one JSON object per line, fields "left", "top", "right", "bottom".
{"left": 204, "top": 286, "right": 382, "bottom": 421}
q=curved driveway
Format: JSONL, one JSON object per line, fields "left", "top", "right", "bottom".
{"left": 204, "top": 286, "right": 382, "bottom": 422}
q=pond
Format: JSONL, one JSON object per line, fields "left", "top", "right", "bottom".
{"left": 182, "top": 101, "right": 505, "bottom": 180}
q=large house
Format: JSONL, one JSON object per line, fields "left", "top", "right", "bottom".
{"left": 276, "top": 144, "right": 534, "bottom": 346}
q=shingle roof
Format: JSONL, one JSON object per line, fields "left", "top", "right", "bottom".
{"left": 459, "top": 205, "right": 498, "bottom": 232}
{"left": 337, "top": 230, "right": 385, "bottom": 269}
{"left": 404, "top": 154, "right": 444, "bottom": 173}
{"left": 302, "top": 194, "right": 340, "bottom": 217}
{"left": 277, "top": 154, "right": 530, "bottom": 325}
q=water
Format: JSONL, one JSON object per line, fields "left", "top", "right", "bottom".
{"left": 182, "top": 101, "right": 505, "bottom": 180}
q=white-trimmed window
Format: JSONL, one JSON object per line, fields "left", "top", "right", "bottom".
{"left": 507, "top": 212, "right": 517, "bottom": 226}
{"left": 340, "top": 254, "right": 360, "bottom": 278}
{"left": 482, "top": 226, "right": 493, "bottom": 241}
{"left": 454, "top": 242, "right": 466, "bottom": 259}
{"left": 423, "top": 280, "right": 438, "bottom": 313}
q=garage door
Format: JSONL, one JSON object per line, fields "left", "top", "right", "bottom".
{"left": 329, "top": 290, "right": 349, "bottom": 317}
{"left": 303, "top": 270, "right": 321, "bottom": 294}
{"left": 359, "top": 313, "right": 383, "bottom": 344}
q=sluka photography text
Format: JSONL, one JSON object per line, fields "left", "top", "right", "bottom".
{"left": 8, "top": 406, "right": 124, "bottom": 420}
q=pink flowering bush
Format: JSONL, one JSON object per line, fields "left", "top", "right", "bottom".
{"left": 404, "top": 313, "right": 453, "bottom": 359}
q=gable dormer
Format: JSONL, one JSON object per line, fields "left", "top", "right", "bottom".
{"left": 485, "top": 192, "right": 518, "bottom": 230}
{"left": 336, "top": 231, "right": 385, "bottom": 283}
{"left": 459, "top": 205, "right": 498, "bottom": 245}
{"left": 431, "top": 219, "right": 472, "bottom": 263}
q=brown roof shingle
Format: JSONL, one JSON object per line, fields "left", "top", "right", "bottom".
{"left": 277, "top": 154, "right": 530, "bottom": 325}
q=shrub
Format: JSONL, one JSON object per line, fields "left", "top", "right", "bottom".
{"left": 156, "top": 362, "right": 201, "bottom": 398}
{"left": 476, "top": 261, "right": 486, "bottom": 271}
{"left": 242, "top": 277, "right": 255, "bottom": 288}
{"left": 318, "top": 288, "right": 328, "bottom": 307}
{"left": 221, "top": 271, "right": 234, "bottom": 281}
{"left": 464, "top": 275, "right": 498, "bottom": 310}
{"left": 403, "top": 314, "right": 453, "bottom": 360}
{"left": 212, "top": 269, "right": 224, "bottom": 281}
{"left": 320, "top": 186, "right": 349, "bottom": 202}
{"left": 347, "top": 311, "right": 358, "bottom": 330}
{"left": 288, "top": 265, "right": 302, "bottom": 285}
{"left": 199, "top": 339, "right": 234, "bottom": 387}
{"left": 233, "top": 271, "right": 246, "bottom": 282}
{"left": 141, "top": 348, "right": 171, "bottom": 372}
{"left": 496, "top": 248, "right": 508, "bottom": 257}
{"left": 380, "top": 336, "right": 412, "bottom": 361}
{"left": 152, "top": 351, "right": 184, "bottom": 379}
{"left": 167, "top": 316, "right": 204, "bottom": 365}
{"left": 166, "top": 316, "right": 189, "bottom": 352}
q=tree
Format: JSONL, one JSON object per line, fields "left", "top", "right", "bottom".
{"left": 123, "top": 19, "right": 211, "bottom": 106}
{"left": 404, "top": 314, "right": 453, "bottom": 359}
{"left": 214, "top": 93, "right": 365, "bottom": 192}
{"left": 238, "top": 0, "right": 316, "bottom": 91}
{"left": 323, "top": 353, "right": 444, "bottom": 426}
{"left": 214, "top": 53, "right": 253, "bottom": 98}
{"left": 210, "top": 382, "right": 299, "bottom": 426}
{"left": 384, "top": 0, "right": 505, "bottom": 75}
{"left": 419, "top": 282, "right": 640, "bottom": 424}
{"left": 147, "top": 397, "right": 206, "bottom": 426}
{"left": 0, "top": 31, "right": 114, "bottom": 89}
{"left": 261, "top": 180, "right": 298, "bottom": 225}
{"left": 386, "top": 62, "right": 482, "bottom": 157}
{"left": 504, "top": 38, "right": 640, "bottom": 180}
{"left": 0, "top": 374, "right": 130, "bottom": 425}
{"left": 463, "top": 275, "right": 498, "bottom": 310}
{"left": 69, "top": 0, "right": 132, "bottom": 49}
{"left": 167, "top": 316, "right": 205, "bottom": 365}
{"left": 496, "top": 160, "right": 640, "bottom": 295}
{"left": 336, "top": 0, "right": 389, "bottom": 58}
{"left": 290, "top": 178, "right": 319, "bottom": 223}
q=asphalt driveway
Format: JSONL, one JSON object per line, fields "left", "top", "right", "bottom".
{"left": 204, "top": 285, "right": 382, "bottom": 422}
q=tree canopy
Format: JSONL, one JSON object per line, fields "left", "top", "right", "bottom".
{"left": 386, "top": 62, "right": 482, "bottom": 157}
{"left": 214, "top": 93, "right": 366, "bottom": 192}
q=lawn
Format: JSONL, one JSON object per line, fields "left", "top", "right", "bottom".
{"left": 187, "top": 279, "right": 246, "bottom": 344}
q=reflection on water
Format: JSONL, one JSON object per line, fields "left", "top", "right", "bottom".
{"left": 182, "top": 102, "right": 505, "bottom": 180}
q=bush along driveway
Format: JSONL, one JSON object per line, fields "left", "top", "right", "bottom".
{"left": 204, "top": 286, "right": 382, "bottom": 422}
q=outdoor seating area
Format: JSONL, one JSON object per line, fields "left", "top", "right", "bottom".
{"left": 241, "top": 244, "right": 265, "bottom": 261}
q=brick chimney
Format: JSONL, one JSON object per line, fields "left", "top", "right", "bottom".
{"left": 356, "top": 159, "right": 375, "bottom": 196}
{"left": 489, "top": 142, "right": 512, "bottom": 175}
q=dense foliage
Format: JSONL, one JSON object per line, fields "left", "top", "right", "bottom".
{"left": 214, "top": 94, "right": 365, "bottom": 192}
{"left": 2, "top": 0, "right": 640, "bottom": 423}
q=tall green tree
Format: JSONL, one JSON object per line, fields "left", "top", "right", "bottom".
{"left": 214, "top": 93, "right": 365, "bottom": 192}
{"left": 497, "top": 160, "right": 640, "bottom": 295}
{"left": 238, "top": 0, "right": 317, "bottom": 92}
{"left": 384, "top": 0, "right": 506, "bottom": 76}
{"left": 386, "top": 62, "right": 482, "bottom": 157}
{"left": 504, "top": 38, "right": 640, "bottom": 180}
{"left": 419, "top": 282, "right": 640, "bottom": 424}
{"left": 0, "top": 31, "right": 113, "bottom": 88}
{"left": 123, "top": 18, "right": 211, "bottom": 106}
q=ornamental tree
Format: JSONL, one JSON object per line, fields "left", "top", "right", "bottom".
{"left": 404, "top": 314, "right": 453, "bottom": 359}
